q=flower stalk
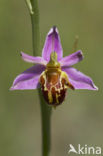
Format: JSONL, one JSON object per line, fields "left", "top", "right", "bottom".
{"left": 25, "top": 0, "right": 52, "bottom": 155}
{"left": 39, "top": 90, "right": 52, "bottom": 156}
{"left": 25, "top": 0, "right": 39, "bottom": 56}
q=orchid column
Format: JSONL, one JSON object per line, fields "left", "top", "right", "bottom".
{"left": 25, "top": 0, "right": 52, "bottom": 156}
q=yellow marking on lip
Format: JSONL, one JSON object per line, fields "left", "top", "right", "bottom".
{"left": 40, "top": 71, "right": 48, "bottom": 91}
{"left": 60, "top": 71, "right": 74, "bottom": 89}
{"left": 48, "top": 91, "right": 53, "bottom": 103}
{"left": 56, "top": 93, "right": 59, "bottom": 104}
{"left": 39, "top": 53, "right": 74, "bottom": 106}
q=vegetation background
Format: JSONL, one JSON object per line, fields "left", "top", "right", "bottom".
{"left": 0, "top": 0, "right": 102, "bottom": 155}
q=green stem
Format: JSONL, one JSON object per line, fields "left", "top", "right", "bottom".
{"left": 25, "top": 0, "right": 40, "bottom": 55}
{"left": 25, "top": 0, "right": 52, "bottom": 155}
{"left": 39, "top": 89, "right": 52, "bottom": 156}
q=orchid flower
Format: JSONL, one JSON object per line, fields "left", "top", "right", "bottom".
{"left": 10, "top": 26, "right": 98, "bottom": 106}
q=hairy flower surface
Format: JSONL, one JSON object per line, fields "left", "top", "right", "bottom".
{"left": 10, "top": 27, "right": 98, "bottom": 106}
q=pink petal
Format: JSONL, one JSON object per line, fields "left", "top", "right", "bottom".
{"left": 10, "top": 65, "right": 45, "bottom": 90}
{"left": 60, "top": 50, "right": 83, "bottom": 67}
{"left": 21, "top": 52, "right": 47, "bottom": 65}
{"left": 62, "top": 67, "right": 98, "bottom": 90}
{"left": 42, "top": 26, "right": 63, "bottom": 62}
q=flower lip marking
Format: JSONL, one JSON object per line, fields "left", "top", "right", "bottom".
{"left": 39, "top": 52, "right": 74, "bottom": 106}
{"left": 10, "top": 26, "right": 98, "bottom": 106}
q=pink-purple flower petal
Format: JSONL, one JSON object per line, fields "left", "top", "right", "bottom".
{"left": 21, "top": 52, "right": 47, "bottom": 65}
{"left": 62, "top": 67, "right": 98, "bottom": 90}
{"left": 10, "top": 26, "right": 98, "bottom": 94}
{"left": 42, "top": 26, "right": 63, "bottom": 62}
{"left": 10, "top": 65, "right": 45, "bottom": 90}
{"left": 60, "top": 50, "right": 83, "bottom": 67}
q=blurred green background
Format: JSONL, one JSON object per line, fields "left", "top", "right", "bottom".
{"left": 0, "top": 0, "right": 102, "bottom": 156}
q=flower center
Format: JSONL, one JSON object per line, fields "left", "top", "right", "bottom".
{"left": 47, "top": 52, "right": 60, "bottom": 69}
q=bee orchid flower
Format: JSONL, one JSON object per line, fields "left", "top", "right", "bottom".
{"left": 10, "top": 27, "right": 98, "bottom": 106}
